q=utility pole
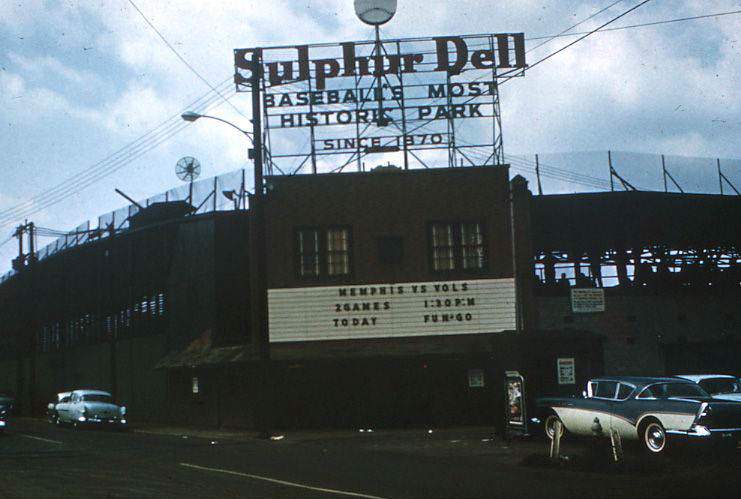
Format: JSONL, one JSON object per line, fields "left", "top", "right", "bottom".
{"left": 535, "top": 154, "right": 543, "bottom": 195}
{"left": 247, "top": 48, "right": 271, "bottom": 437}
{"left": 608, "top": 150, "right": 614, "bottom": 192}
{"left": 27, "top": 222, "right": 37, "bottom": 415}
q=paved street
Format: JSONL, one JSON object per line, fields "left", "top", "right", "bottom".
{"left": 0, "top": 418, "right": 739, "bottom": 498}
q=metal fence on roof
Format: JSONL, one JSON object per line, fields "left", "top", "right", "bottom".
{"left": 1, "top": 151, "right": 739, "bottom": 284}
{"left": 1, "top": 169, "right": 247, "bottom": 283}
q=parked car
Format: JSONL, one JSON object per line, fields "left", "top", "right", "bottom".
{"left": 675, "top": 375, "right": 741, "bottom": 403}
{"left": 55, "top": 389, "right": 127, "bottom": 429}
{"left": 0, "top": 394, "right": 12, "bottom": 433}
{"left": 536, "top": 376, "right": 741, "bottom": 454}
{"left": 47, "top": 391, "right": 72, "bottom": 424}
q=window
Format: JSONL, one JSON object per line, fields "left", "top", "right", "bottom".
{"left": 297, "top": 229, "right": 320, "bottom": 277}
{"left": 461, "top": 223, "right": 485, "bottom": 269}
{"left": 431, "top": 224, "right": 455, "bottom": 271}
{"left": 296, "top": 227, "right": 352, "bottom": 279}
{"left": 326, "top": 228, "right": 350, "bottom": 276}
{"left": 700, "top": 378, "right": 741, "bottom": 395}
{"left": 430, "top": 222, "right": 486, "bottom": 272}
{"left": 617, "top": 383, "right": 634, "bottom": 400}
{"left": 594, "top": 381, "right": 618, "bottom": 399}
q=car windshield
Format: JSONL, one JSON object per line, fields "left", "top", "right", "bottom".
{"left": 699, "top": 378, "right": 741, "bottom": 395}
{"left": 653, "top": 383, "right": 709, "bottom": 398}
{"left": 82, "top": 394, "right": 112, "bottom": 403}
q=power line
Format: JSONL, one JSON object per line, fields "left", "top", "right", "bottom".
{"left": 125, "top": 0, "right": 249, "bottom": 122}
{"left": 0, "top": 76, "right": 232, "bottom": 221}
{"left": 527, "top": 9, "right": 741, "bottom": 44}
{"left": 502, "top": 0, "right": 655, "bottom": 79}
{"left": 0, "top": 84, "right": 234, "bottom": 227}
{"left": 526, "top": 0, "right": 627, "bottom": 54}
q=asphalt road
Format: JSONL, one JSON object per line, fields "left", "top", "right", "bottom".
{"left": 0, "top": 418, "right": 739, "bottom": 498}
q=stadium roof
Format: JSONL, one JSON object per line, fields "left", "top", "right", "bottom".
{"left": 532, "top": 191, "right": 741, "bottom": 251}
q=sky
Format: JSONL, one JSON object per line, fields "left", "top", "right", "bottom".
{"left": 0, "top": 0, "right": 740, "bottom": 273}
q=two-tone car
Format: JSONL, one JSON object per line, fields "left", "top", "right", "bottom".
{"left": 675, "top": 375, "right": 741, "bottom": 403}
{"left": 536, "top": 376, "right": 741, "bottom": 454}
{"left": 47, "top": 391, "right": 71, "bottom": 424}
{"left": 55, "top": 389, "right": 127, "bottom": 429}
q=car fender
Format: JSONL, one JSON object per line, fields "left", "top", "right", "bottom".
{"left": 636, "top": 412, "right": 695, "bottom": 432}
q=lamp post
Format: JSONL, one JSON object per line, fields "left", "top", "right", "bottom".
{"left": 181, "top": 49, "right": 271, "bottom": 435}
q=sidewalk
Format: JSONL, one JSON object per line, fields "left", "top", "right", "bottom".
{"left": 130, "top": 421, "right": 540, "bottom": 458}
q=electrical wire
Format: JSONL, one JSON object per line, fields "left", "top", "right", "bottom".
{"left": 526, "top": 9, "right": 741, "bottom": 43}
{"left": 0, "top": 82, "right": 234, "bottom": 227}
{"left": 126, "top": 0, "right": 248, "bottom": 121}
{"left": 526, "top": 0, "right": 627, "bottom": 54}
{"left": 3, "top": 2, "right": 735, "bottom": 225}
{"left": 0, "top": 76, "right": 232, "bottom": 219}
{"left": 500, "top": 0, "right": 655, "bottom": 81}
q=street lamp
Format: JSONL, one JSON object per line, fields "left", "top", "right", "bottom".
{"left": 181, "top": 104, "right": 271, "bottom": 437}
{"left": 181, "top": 112, "right": 253, "bottom": 142}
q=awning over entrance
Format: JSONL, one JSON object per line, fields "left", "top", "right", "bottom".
{"left": 154, "top": 330, "right": 253, "bottom": 369}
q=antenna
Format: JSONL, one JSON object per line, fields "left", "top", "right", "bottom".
{"left": 354, "top": 1, "right": 397, "bottom": 127}
{"left": 176, "top": 156, "right": 201, "bottom": 205}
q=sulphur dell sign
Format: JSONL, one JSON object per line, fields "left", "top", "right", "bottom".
{"left": 234, "top": 31, "right": 526, "bottom": 173}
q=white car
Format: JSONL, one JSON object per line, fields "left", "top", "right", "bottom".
{"left": 676, "top": 375, "right": 741, "bottom": 403}
{"left": 55, "top": 389, "right": 128, "bottom": 429}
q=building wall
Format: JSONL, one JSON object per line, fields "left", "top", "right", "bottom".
{"left": 535, "top": 289, "right": 741, "bottom": 375}
{"left": 264, "top": 166, "right": 514, "bottom": 289}
{"left": 0, "top": 213, "right": 239, "bottom": 421}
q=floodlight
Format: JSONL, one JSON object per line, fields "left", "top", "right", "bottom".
{"left": 354, "top": 0, "right": 397, "bottom": 26}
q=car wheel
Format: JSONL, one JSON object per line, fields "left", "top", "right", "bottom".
{"left": 544, "top": 413, "right": 565, "bottom": 440}
{"left": 642, "top": 420, "right": 667, "bottom": 454}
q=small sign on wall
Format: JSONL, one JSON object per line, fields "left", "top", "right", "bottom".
{"left": 557, "top": 358, "right": 576, "bottom": 385}
{"left": 570, "top": 288, "right": 605, "bottom": 313}
{"left": 467, "top": 369, "right": 485, "bottom": 388}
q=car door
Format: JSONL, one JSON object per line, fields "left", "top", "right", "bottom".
{"left": 56, "top": 395, "right": 72, "bottom": 423}
{"left": 554, "top": 381, "right": 617, "bottom": 437}
{"left": 608, "top": 383, "right": 640, "bottom": 440}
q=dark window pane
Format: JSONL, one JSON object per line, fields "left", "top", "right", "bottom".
{"left": 595, "top": 381, "right": 617, "bottom": 399}
{"left": 617, "top": 384, "right": 633, "bottom": 400}
{"left": 297, "top": 229, "right": 319, "bottom": 277}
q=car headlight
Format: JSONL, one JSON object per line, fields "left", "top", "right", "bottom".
{"left": 120, "top": 406, "right": 127, "bottom": 416}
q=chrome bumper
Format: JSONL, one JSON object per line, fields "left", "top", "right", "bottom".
{"left": 668, "top": 426, "right": 741, "bottom": 439}
{"left": 78, "top": 416, "right": 127, "bottom": 425}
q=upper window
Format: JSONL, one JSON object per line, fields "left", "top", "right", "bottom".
{"left": 296, "top": 226, "right": 351, "bottom": 279}
{"left": 699, "top": 378, "right": 741, "bottom": 395}
{"left": 430, "top": 222, "right": 486, "bottom": 272}
{"left": 593, "top": 381, "right": 618, "bottom": 399}
{"left": 297, "top": 229, "right": 320, "bottom": 277}
{"left": 617, "top": 383, "right": 634, "bottom": 400}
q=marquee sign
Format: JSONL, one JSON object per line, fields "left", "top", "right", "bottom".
{"left": 234, "top": 33, "right": 526, "bottom": 174}
{"left": 267, "top": 278, "right": 516, "bottom": 343}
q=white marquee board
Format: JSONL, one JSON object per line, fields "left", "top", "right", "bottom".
{"left": 268, "top": 278, "right": 516, "bottom": 343}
